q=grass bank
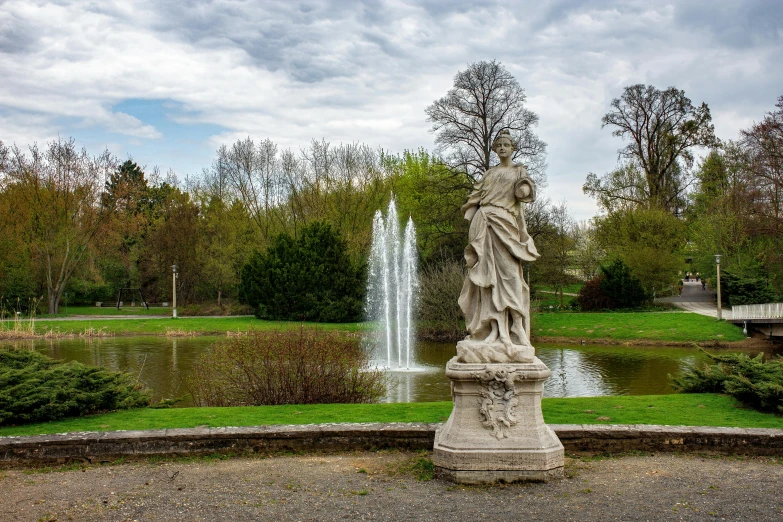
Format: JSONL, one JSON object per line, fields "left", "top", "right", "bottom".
{"left": 1, "top": 394, "right": 780, "bottom": 438}
{"left": 3, "top": 310, "right": 745, "bottom": 344}
{"left": 2, "top": 317, "right": 364, "bottom": 338}
{"left": 533, "top": 311, "right": 745, "bottom": 344}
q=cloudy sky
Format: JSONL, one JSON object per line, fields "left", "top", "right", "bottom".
{"left": 1, "top": 0, "right": 781, "bottom": 219}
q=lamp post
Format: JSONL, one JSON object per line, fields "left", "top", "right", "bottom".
{"left": 714, "top": 255, "right": 722, "bottom": 320}
{"left": 171, "top": 264, "right": 178, "bottom": 319}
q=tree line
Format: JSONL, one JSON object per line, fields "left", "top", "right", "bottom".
{"left": 2, "top": 60, "right": 779, "bottom": 316}
{"left": 583, "top": 86, "right": 783, "bottom": 307}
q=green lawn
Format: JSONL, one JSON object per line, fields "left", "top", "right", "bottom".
{"left": 3, "top": 310, "right": 744, "bottom": 343}
{"left": 533, "top": 293, "right": 577, "bottom": 310}
{"left": 8, "top": 317, "right": 364, "bottom": 337}
{"left": 1, "top": 394, "right": 779, "bottom": 438}
{"left": 533, "top": 311, "right": 745, "bottom": 343}
{"left": 536, "top": 283, "right": 584, "bottom": 295}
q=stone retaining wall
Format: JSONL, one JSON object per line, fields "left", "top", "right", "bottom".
{"left": 1, "top": 423, "right": 781, "bottom": 467}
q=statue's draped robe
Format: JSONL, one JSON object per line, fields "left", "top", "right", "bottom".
{"left": 458, "top": 165, "right": 539, "bottom": 347}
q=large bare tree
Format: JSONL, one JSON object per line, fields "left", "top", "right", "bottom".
{"left": 586, "top": 84, "right": 718, "bottom": 214}
{"left": 739, "top": 95, "right": 783, "bottom": 229}
{"left": 425, "top": 60, "right": 547, "bottom": 182}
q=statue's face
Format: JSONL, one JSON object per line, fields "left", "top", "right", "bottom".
{"left": 494, "top": 137, "right": 514, "bottom": 159}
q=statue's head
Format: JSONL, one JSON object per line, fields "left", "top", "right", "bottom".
{"left": 492, "top": 129, "right": 516, "bottom": 152}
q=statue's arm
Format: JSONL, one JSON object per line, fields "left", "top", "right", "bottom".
{"left": 461, "top": 181, "right": 483, "bottom": 221}
{"left": 514, "top": 166, "right": 536, "bottom": 203}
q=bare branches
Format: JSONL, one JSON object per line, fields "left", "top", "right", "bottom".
{"left": 210, "top": 137, "right": 393, "bottom": 256}
{"left": 426, "top": 60, "right": 547, "bottom": 183}
{"left": 597, "top": 84, "right": 718, "bottom": 214}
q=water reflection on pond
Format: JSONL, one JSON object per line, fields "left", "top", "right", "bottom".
{"left": 2, "top": 336, "right": 779, "bottom": 406}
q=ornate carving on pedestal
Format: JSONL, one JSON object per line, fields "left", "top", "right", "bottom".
{"left": 472, "top": 367, "right": 518, "bottom": 439}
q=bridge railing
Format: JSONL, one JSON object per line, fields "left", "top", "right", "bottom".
{"left": 732, "top": 303, "right": 783, "bottom": 320}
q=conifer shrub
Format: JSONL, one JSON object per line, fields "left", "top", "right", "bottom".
{"left": 672, "top": 351, "right": 783, "bottom": 414}
{"left": 720, "top": 271, "right": 780, "bottom": 306}
{"left": 0, "top": 349, "right": 151, "bottom": 425}
{"left": 239, "top": 222, "right": 365, "bottom": 322}
{"left": 577, "top": 260, "right": 649, "bottom": 310}
{"left": 187, "top": 328, "right": 386, "bottom": 406}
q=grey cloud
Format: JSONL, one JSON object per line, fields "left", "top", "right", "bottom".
{"left": 0, "top": 11, "right": 41, "bottom": 54}
{"left": 674, "top": 0, "right": 783, "bottom": 48}
{"left": 141, "top": 1, "right": 371, "bottom": 80}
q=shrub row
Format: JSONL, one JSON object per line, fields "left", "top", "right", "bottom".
{"left": 0, "top": 350, "right": 150, "bottom": 426}
{"left": 673, "top": 351, "right": 783, "bottom": 414}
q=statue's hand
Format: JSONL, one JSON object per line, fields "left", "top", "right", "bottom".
{"left": 514, "top": 178, "right": 535, "bottom": 202}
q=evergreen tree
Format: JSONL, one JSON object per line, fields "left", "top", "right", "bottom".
{"left": 240, "top": 222, "right": 365, "bottom": 322}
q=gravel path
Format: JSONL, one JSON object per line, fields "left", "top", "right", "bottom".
{"left": 2, "top": 451, "right": 781, "bottom": 521}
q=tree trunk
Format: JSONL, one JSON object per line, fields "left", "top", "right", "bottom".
{"left": 48, "top": 293, "right": 58, "bottom": 315}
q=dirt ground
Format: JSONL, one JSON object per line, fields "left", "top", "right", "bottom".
{"left": 2, "top": 451, "right": 781, "bottom": 521}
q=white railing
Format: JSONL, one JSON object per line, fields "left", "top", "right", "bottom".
{"left": 732, "top": 303, "right": 783, "bottom": 320}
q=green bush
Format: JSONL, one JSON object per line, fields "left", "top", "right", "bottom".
{"left": 186, "top": 328, "right": 386, "bottom": 406}
{"left": 0, "top": 350, "right": 151, "bottom": 425}
{"left": 720, "top": 271, "right": 779, "bottom": 306}
{"left": 239, "top": 221, "right": 365, "bottom": 322}
{"left": 672, "top": 351, "right": 783, "bottom": 414}
{"left": 577, "top": 260, "right": 648, "bottom": 311}
{"left": 66, "top": 278, "right": 114, "bottom": 305}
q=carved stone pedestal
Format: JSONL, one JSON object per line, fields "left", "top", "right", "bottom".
{"left": 432, "top": 356, "right": 564, "bottom": 484}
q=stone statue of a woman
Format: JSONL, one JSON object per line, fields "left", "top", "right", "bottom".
{"left": 456, "top": 129, "right": 539, "bottom": 364}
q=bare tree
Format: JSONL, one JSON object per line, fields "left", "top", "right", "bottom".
{"left": 425, "top": 60, "right": 547, "bottom": 182}
{"left": 221, "top": 137, "right": 287, "bottom": 244}
{"left": 571, "top": 220, "right": 603, "bottom": 280}
{"left": 537, "top": 200, "right": 576, "bottom": 307}
{"left": 588, "top": 84, "right": 718, "bottom": 213}
{"left": 739, "top": 95, "right": 783, "bottom": 230}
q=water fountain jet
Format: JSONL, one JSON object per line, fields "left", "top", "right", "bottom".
{"left": 366, "top": 198, "right": 418, "bottom": 370}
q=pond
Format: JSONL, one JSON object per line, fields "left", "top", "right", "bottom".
{"left": 3, "top": 336, "right": 779, "bottom": 406}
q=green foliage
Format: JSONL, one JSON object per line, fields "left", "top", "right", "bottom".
{"left": 0, "top": 349, "right": 150, "bottom": 426}
{"left": 392, "top": 150, "right": 470, "bottom": 261}
{"left": 595, "top": 207, "right": 686, "bottom": 293}
{"left": 720, "top": 271, "right": 779, "bottom": 306}
{"left": 601, "top": 259, "right": 649, "bottom": 308}
{"left": 577, "top": 260, "right": 648, "bottom": 310}
{"left": 187, "top": 328, "right": 386, "bottom": 406}
{"left": 65, "top": 278, "right": 113, "bottom": 305}
{"left": 240, "top": 221, "right": 365, "bottom": 322}
{"left": 673, "top": 351, "right": 783, "bottom": 414}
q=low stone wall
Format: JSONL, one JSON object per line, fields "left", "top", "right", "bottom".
{"left": 551, "top": 424, "right": 783, "bottom": 456}
{"left": 1, "top": 423, "right": 781, "bottom": 467}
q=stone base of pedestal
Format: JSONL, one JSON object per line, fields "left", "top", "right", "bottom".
{"left": 432, "top": 357, "right": 564, "bottom": 484}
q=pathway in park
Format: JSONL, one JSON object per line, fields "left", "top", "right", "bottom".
{"left": 656, "top": 280, "right": 730, "bottom": 319}
{"left": 1, "top": 451, "right": 781, "bottom": 521}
